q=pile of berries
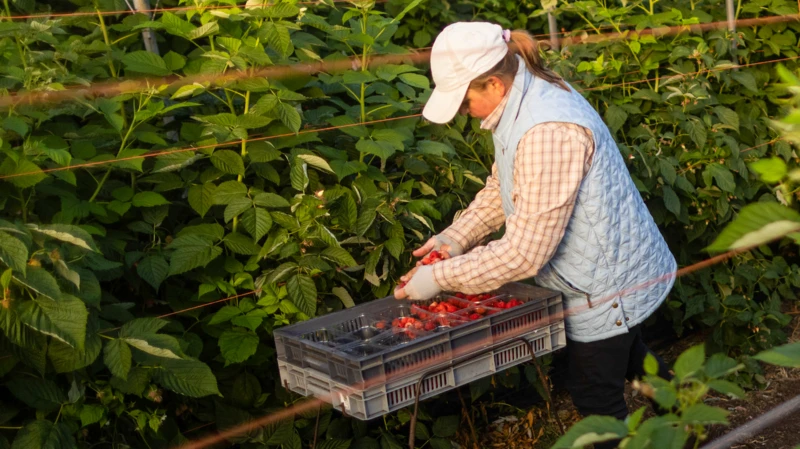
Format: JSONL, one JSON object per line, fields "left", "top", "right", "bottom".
{"left": 483, "top": 297, "right": 524, "bottom": 309}
{"left": 414, "top": 298, "right": 467, "bottom": 314}
{"left": 420, "top": 250, "right": 444, "bottom": 265}
{"left": 396, "top": 250, "right": 446, "bottom": 289}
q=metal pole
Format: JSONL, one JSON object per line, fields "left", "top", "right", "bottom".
{"left": 700, "top": 394, "right": 800, "bottom": 449}
{"left": 548, "top": 12, "right": 560, "bottom": 51}
{"left": 132, "top": 0, "right": 160, "bottom": 54}
{"left": 726, "top": 0, "right": 737, "bottom": 61}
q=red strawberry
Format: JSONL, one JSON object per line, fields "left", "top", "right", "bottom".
{"left": 430, "top": 250, "right": 440, "bottom": 259}
{"left": 424, "top": 321, "right": 436, "bottom": 331}
{"left": 475, "top": 307, "right": 486, "bottom": 315}
{"left": 456, "top": 293, "right": 466, "bottom": 299}
{"left": 376, "top": 321, "right": 386, "bottom": 330}
{"left": 469, "top": 313, "right": 481, "bottom": 321}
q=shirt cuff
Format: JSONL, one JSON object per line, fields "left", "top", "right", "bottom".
{"left": 403, "top": 265, "right": 443, "bottom": 300}
{"left": 435, "top": 234, "right": 465, "bottom": 257}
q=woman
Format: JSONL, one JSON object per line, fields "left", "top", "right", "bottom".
{"left": 393, "top": 22, "right": 675, "bottom": 444}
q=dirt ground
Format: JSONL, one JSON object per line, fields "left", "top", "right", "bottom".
{"left": 466, "top": 315, "right": 800, "bottom": 449}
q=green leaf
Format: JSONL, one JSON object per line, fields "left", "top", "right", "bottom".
{"left": 187, "top": 21, "right": 219, "bottom": 40}
{"left": 417, "top": 140, "right": 454, "bottom": 156}
{"left": 684, "top": 119, "right": 707, "bottom": 148}
{"left": 110, "top": 367, "right": 151, "bottom": 395}
{"left": 177, "top": 223, "right": 225, "bottom": 241}
{"left": 551, "top": 415, "right": 628, "bottom": 448}
{"left": 13, "top": 267, "right": 61, "bottom": 300}
{"left": 706, "top": 164, "right": 736, "bottom": 192}
{"left": 18, "top": 295, "right": 88, "bottom": 349}
{"left": 707, "top": 203, "right": 800, "bottom": 252}
{"left": 731, "top": 71, "right": 758, "bottom": 92}
{"left": 356, "top": 139, "right": 396, "bottom": 159}
{"left": 137, "top": 255, "right": 169, "bottom": 291}
{"left": 320, "top": 247, "right": 357, "bottom": 267}
{"left": 132, "top": 192, "right": 170, "bottom": 207}
{"left": 753, "top": 342, "right": 800, "bottom": 367}
{"left": 241, "top": 208, "right": 273, "bottom": 242}
{"left": 223, "top": 233, "right": 262, "bottom": 255}
{"left": 713, "top": 106, "right": 739, "bottom": 131}
{"left": 277, "top": 103, "right": 302, "bottom": 133}
{"left": 122, "top": 334, "right": 183, "bottom": 359}
{"left": 681, "top": 403, "right": 728, "bottom": 425}
{"left": 28, "top": 224, "right": 98, "bottom": 252}
{"left": 643, "top": 353, "right": 659, "bottom": 376}
{"left": 398, "top": 73, "right": 430, "bottom": 89}
{"left": 248, "top": 142, "right": 280, "bottom": 163}
{"left": 0, "top": 159, "right": 46, "bottom": 188}
{"left": 155, "top": 358, "right": 221, "bottom": 397}
{"left": 432, "top": 415, "right": 459, "bottom": 438}
{"left": 6, "top": 378, "right": 65, "bottom": 412}
{"left": 79, "top": 404, "right": 105, "bottom": 427}
{"left": 317, "top": 440, "right": 352, "bottom": 449}
{"left": 122, "top": 51, "right": 170, "bottom": 76}
{"left": 120, "top": 318, "right": 169, "bottom": 337}
{"left": 332, "top": 287, "right": 355, "bottom": 308}
{"left": 11, "top": 420, "right": 75, "bottom": 449}
{"left": 707, "top": 379, "right": 745, "bottom": 398}
{"left": 604, "top": 104, "right": 628, "bottom": 132}
{"left": 662, "top": 185, "right": 681, "bottom": 216}
{"left": 750, "top": 157, "right": 787, "bottom": 183}
{"left": 104, "top": 339, "right": 132, "bottom": 380}
{"left": 297, "top": 154, "right": 334, "bottom": 173}
{"left": 209, "top": 305, "right": 242, "bottom": 325}
{"left": 673, "top": 344, "right": 705, "bottom": 381}
{"left": 391, "top": 0, "right": 423, "bottom": 22}
{"left": 225, "top": 197, "right": 253, "bottom": 223}
{"left": 48, "top": 331, "right": 101, "bottom": 373}
{"left": 188, "top": 183, "right": 217, "bottom": 217}
{"left": 287, "top": 274, "right": 317, "bottom": 316}
{"left": 0, "top": 231, "right": 28, "bottom": 275}
{"left": 291, "top": 160, "right": 309, "bottom": 191}
{"left": 253, "top": 192, "right": 290, "bottom": 208}
{"left": 213, "top": 181, "right": 248, "bottom": 204}
{"left": 704, "top": 353, "right": 741, "bottom": 378}
{"left": 168, "top": 236, "right": 223, "bottom": 275}
{"left": 163, "top": 51, "right": 186, "bottom": 71}
{"left": 211, "top": 150, "right": 246, "bottom": 175}
{"left": 219, "top": 328, "right": 259, "bottom": 364}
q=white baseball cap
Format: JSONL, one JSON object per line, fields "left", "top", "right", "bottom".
{"left": 422, "top": 22, "right": 509, "bottom": 124}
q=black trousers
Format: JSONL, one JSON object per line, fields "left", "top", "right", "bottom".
{"left": 566, "top": 323, "right": 671, "bottom": 449}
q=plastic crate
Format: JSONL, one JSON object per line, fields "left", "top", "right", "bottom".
{"left": 278, "top": 321, "right": 566, "bottom": 420}
{"left": 274, "top": 282, "right": 563, "bottom": 388}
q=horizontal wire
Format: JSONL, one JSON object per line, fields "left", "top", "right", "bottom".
{"left": 3, "top": 0, "right": 387, "bottom": 20}
{"left": 0, "top": 113, "right": 422, "bottom": 180}
{"left": 580, "top": 54, "right": 800, "bottom": 92}
{"left": 1, "top": 13, "right": 798, "bottom": 110}
{"left": 0, "top": 51, "right": 793, "bottom": 181}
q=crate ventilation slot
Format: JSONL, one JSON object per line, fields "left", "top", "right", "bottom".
{"left": 386, "top": 372, "right": 448, "bottom": 407}
{"left": 492, "top": 309, "right": 545, "bottom": 337}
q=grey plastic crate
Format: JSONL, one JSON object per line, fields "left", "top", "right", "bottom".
{"left": 278, "top": 321, "right": 566, "bottom": 420}
{"left": 274, "top": 282, "right": 563, "bottom": 388}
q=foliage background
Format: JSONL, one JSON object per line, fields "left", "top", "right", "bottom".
{"left": 0, "top": 0, "right": 799, "bottom": 448}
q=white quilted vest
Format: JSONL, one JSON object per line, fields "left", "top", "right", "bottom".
{"left": 494, "top": 60, "right": 677, "bottom": 342}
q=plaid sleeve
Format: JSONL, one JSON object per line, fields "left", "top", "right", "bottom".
{"left": 432, "top": 122, "right": 595, "bottom": 294}
{"left": 437, "top": 162, "right": 505, "bottom": 253}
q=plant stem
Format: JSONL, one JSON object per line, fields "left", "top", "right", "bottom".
{"left": 233, "top": 91, "right": 251, "bottom": 233}
{"left": 4, "top": 0, "right": 27, "bottom": 71}
{"left": 0, "top": 426, "right": 22, "bottom": 430}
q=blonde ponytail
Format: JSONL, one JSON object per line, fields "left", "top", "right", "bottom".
{"left": 470, "top": 29, "right": 569, "bottom": 92}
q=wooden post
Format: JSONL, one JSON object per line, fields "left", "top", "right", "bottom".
{"left": 548, "top": 12, "right": 560, "bottom": 51}
{"left": 132, "top": 0, "right": 160, "bottom": 54}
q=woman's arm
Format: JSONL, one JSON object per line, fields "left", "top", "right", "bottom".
{"left": 434, "top": 162, "right": 505, "bottom": 256}
{"left": 426, "top": 123, "right": 595, "bottom": 295}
